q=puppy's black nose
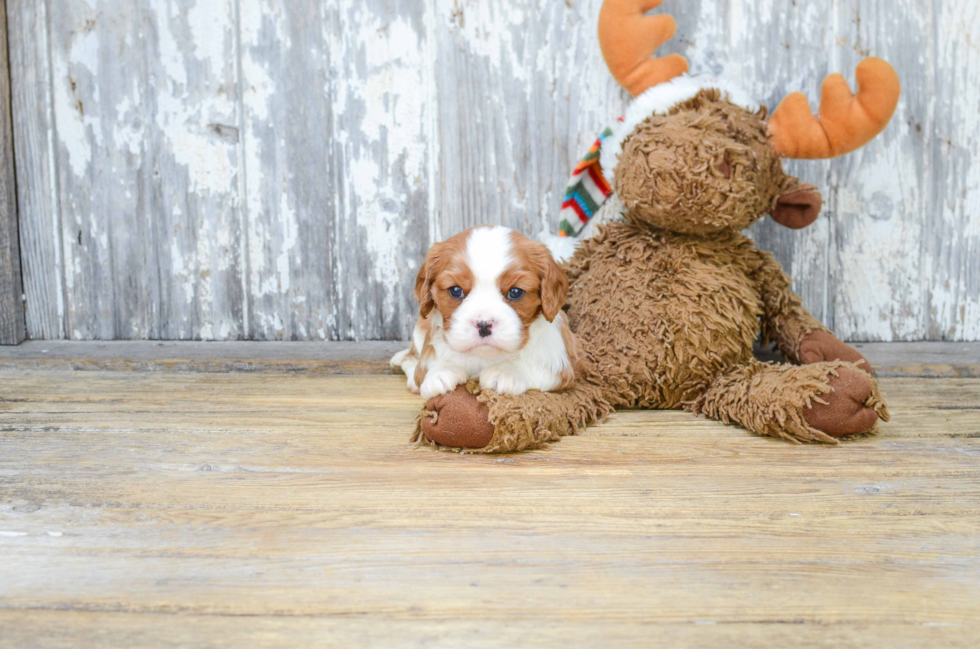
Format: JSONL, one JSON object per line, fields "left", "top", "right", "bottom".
{"left": 477, "top": 321, "right": 493, "bottom": 338}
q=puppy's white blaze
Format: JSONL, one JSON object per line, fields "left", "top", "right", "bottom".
{"left": 465, "top": 226, "right": 513, "bottom": 281}
{"left": 445, "top": 226, "right": 524, "bottom": 356}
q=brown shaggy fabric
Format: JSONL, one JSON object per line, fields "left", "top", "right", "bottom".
{"left": 751, "top": 247, "right": 830, "bottom": 362}
{"left": 691, "top": 360, "right": 888, "bottom": 444}
{"left": 564, "top": 222, "right": 761, "bottom": 410}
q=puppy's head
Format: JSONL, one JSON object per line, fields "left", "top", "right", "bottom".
{"left": 415, "top": 226, "right": 568, "bottom": 357}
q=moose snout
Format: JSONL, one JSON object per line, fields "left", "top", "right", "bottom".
{"left": 476, "top": 321, "right": 494, "bottom": 338}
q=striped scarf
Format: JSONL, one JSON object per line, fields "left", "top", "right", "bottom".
{"left": 558, "top": 120, "right": 620, "bottom": 237}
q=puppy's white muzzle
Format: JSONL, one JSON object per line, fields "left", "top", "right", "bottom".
{"left": 444, "top": 287, "right": 524, "bottom": 356}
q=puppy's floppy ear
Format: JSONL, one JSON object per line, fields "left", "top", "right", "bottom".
{"left": 771, "top": 180, "right": 823, "bottom": 229}
{"left": 414, "top": 256, "right": 436, "bottom": 318}
{"left": 535, "top": 243, "right": 569, "bottom": 322}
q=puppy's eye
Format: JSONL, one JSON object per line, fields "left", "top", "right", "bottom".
{"left": 448, "top": 286, "right": 464, "bottom": 299}
{"left": 507, "top": 288, "right": 525, "bottom": 301}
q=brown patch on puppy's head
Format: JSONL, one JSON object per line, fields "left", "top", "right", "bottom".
{"left": 414, "top": 231, "right": 472, "bottom": 329}
{"left": 503, "top": 230, "right": 569, "bottom": 323}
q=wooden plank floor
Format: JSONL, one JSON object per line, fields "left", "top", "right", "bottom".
{"left": 1, "top": 370, "right": 979, "bottom": 647}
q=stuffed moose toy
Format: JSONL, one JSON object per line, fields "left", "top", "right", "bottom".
{"left": 413, "top": 0, "right": 900, "bottom": 453}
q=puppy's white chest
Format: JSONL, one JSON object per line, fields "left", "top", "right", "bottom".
{"left": 436, "top": 342, "right": 518, "bottom": 380}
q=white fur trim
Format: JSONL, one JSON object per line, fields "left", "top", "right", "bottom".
{"left": 599, "top": 75, "right": 759, "bottom": 182}
{"left": 538, "top": 230, "right": 580, "bottom": 264}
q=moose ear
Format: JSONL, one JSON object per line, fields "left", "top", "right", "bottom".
{"left": 771, "top": 183, "right": 823, "bottom": 229}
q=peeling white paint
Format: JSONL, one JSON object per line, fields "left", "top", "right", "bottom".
{"left": 152, "top": 0, "right": 188, "bottom": 87}
{"left": 187, "top": 0, "right": 229, "bottom": 68}
{"left": 52, "top": 29, "right": 102, "bottom": 178}
{"left": 451, "top": 1, "right": 530, "bottom": 84}
{"left": 337, "top": 10, "right": 426, "bottom": 289}
{"left": 152, "top": 0, "right": 238, "bottom": 197}
{"left": 833, "top": 143, "right": 923, "bottom": 340}
{"left": 423, "top": 0, "right": 441, "bottom": 245}
{"left": 240, "top": 0, "right": 279, "bottom": 314}
{"left": 112, "top": 91, "right": 144, "bottom": 157}
{"left": 276, "top": 188, "right": 297, "bottom": 295}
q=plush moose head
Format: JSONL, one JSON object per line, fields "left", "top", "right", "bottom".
{"left": 593, "top": 0, "right": 901, "bottom": 236}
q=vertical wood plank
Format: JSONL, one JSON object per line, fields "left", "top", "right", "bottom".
{"left": 6, "top": 0, "right": 63, "bottom": 340}
{"left": 46, "top": 0, "right": 245, "bottom": 340}
{"left": 0, "top": 0, "right": 25, "bottom": 344}
{"left": 827, "top": 0, "right": 935, "bottom": 341}
{"left": 923, "top": 0, "right": 980, "bottom": 340}
{"left": 240, "top": 0, "right": 433, "bottom": 341}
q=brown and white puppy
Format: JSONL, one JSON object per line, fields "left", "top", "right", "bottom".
{"left": 391, "top": 226, "right": 580, "bottom": 399}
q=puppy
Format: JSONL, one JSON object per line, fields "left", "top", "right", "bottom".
{"left": 391, "top": 226, "right": 580, "bottom": 399}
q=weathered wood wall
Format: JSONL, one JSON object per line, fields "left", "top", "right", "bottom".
{"left": 0, "top": 0, "right": 25, "bottom": 345}
{"left": 5, "top": 0, "right": 979, "bottom": 341}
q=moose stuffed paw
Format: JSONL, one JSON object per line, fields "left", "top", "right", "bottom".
{"left": 799, "top": 331, "right": 874, "bottom": 375}
{"left": 418, "top": 387, "right": 496, "bottom": 449}
{"left": 803, "top": 364, "right": 889, "bottom": 437}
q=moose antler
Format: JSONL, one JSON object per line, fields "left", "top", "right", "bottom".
{"left": 767, "top": 58, "right": 901, "bottom": 159}
{"left": 598, "top": 0, "right": 689, "bottom": 97}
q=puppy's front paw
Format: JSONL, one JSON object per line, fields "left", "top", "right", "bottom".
{"left": 479, "top": 366, "right": 528, "bottom": 395}
{"left": 420, "top": 369, "right": 466, "bottom": 400}
{"left": 406, "top": 375, "right": 421, "bottom": 394}
{"left": 390, "top": 348, "right": 411, "bottom": 368}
